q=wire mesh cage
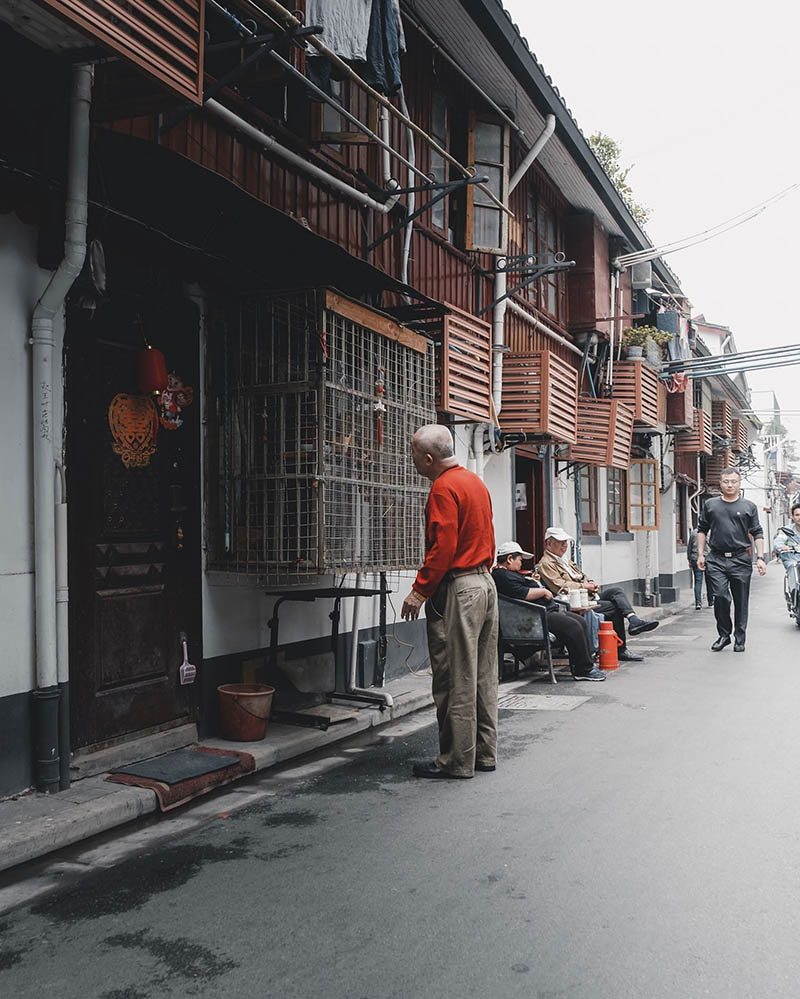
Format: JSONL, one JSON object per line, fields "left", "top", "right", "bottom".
{"left": 207, "top": 289, "right": 435, "bottom": 582}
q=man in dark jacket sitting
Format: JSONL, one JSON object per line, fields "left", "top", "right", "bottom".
{"left": 492, "top": 542, "right": 605, "bottom": 682}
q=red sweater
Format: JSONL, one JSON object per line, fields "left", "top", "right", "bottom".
{"left": 413, "top": 465, "right": 495, "bottom": 598}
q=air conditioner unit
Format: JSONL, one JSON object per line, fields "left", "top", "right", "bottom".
{"left": 631, "top": 261, "right": 652, "bottom": 290}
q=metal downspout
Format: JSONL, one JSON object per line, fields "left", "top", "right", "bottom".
{"left": 31, "top": 63, "right": 93, "bottom": 792}
{"left": 491, "top": 115, "right": 556, "bottom": 417}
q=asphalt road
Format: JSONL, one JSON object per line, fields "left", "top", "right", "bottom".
{"left": 1, "top": 568, "right": 799, "bottom": 999}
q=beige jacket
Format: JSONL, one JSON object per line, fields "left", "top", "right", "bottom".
{"left": 537, "top": 549, "right": 591, "bottom": 594}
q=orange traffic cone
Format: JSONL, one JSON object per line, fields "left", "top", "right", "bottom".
{"left": 598, "top": 621, "right": 623, "bottom": 670}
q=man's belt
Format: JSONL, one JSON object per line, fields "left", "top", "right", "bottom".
{"left": 445, "top": 565, "right": 489, "bottom": 580}
{"left": 708, "top": 546, "right": 749, "bottom": 558}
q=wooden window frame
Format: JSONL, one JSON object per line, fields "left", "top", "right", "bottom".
{"left": 523, "top": 186, "right": 567, "bottom": 326}
{"left": 310, "top": 79, "right": 378, "bottom": 152}
{"left": 607, "top": 467, "right": 628, "bottom": 532}
{"left": 428, "top": 90, "right": 450, "bottom": 235}
{"left": 579, "top": 465, "right": 599, "bottom": 535}
{"left": 465, "top": 112, "right": 509, "bottom": 253}
{"left": 628, "top": 459, "right": 660, "bottom": 531}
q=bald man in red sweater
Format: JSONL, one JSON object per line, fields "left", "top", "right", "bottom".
{"left": 402, "top": 425, "right": 498, "bottom": 779}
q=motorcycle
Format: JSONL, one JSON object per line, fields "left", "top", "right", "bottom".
{"left": 776, "top": 529, "right": 800, "bottom": 627}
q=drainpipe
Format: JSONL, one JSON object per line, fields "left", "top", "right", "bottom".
{"left": 31, "top": 63, "right": 93, "bottom": 792}
{"left": 491, "top": 115, "right": 556, "bottom": 417}
{"left": 55, "top": 464, "right": 70, "bottom": 790}
{"left": 472, "top": 423, "right": 485, "bottom": 481}
{"left": 347, "top": 574, "right": 394, "bottom": 708}
{"left": 206, "top": 100, "right": 399, "bottom": 214}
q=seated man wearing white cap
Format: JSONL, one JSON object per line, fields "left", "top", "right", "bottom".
{"left": 492, "top": 541, "right": 605, "bottom": 681}
{"left": 537, "top": 527, "right": 657, "bottom": 662}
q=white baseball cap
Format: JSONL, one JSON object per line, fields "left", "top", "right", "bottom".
{"left": 544, "top": 526, "right": 572, "bottom": 542}
{"left": 496, "top": 541, "right": 535, "bottom": 559}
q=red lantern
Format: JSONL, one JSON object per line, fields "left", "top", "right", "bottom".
{"left": 138, "top": 345, "right": 168, "bottom": 395}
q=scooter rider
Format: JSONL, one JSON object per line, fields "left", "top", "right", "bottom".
{"left": 773, "top": 502, "right": 800, "bottom": 612}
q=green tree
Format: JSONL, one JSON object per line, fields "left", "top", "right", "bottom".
{"left": 588, "top": 132, "right": 650, "bottom": 227}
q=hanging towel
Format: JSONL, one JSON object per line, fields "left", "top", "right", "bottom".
{"left": 307, "top": 0, "right": 373, "bottom": 62}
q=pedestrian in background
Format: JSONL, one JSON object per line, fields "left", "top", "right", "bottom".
{"left": 697, "top": 467, "right": 766, "bottom": 652}
{"left": 401, "top": 425, "right": 498, "bottom": 779}
{"left": 687, "top": 527, "right": 713, "bottom": 610}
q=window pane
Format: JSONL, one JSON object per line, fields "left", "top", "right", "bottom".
{"left": 645, "top": 507, "right": 656, "bottom": 526}
{"left": 474, "top": 164, "right": 503, "bottom": 202}
{"left": 429, "top": 150, "right": 447, "bottom": 185}
{"left": 474, "top": 207, "right": 502, "bottom": 248}
{"left": 630, "top": 484, "right": 642, "bottom": 501}
{"left": 474, "top": 121, "right": 503, "bottom": 161}
{"left": 432, "top": 93, "right": 447, "bottom": 141}
{"left": 581, "top": 499, "right": 591, "bottom": 522}
{"left": 631, "top": 507, "right": 643, "bottom": 527}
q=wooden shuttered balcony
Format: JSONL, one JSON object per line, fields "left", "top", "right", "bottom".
{"left": 567, "top": 398, "right": 635, "bottom": 470}
{"left": 712, "top": 399, "right": 734, "bottom": 438}
{"left": 499, "top": 351, "right": 579, "bottom": 444}
{"left": 675, "top": 407, "right": 713, "bottom": 455}
{"left": 732, "top": 418, "right": 749, "bottom": 454}
{"left": 706, "top": 448, "right": 735, "bottom": 485}
{"left": 611, "top": 360, "right": 664, "bottom": 428}
{"left": 436, "top": 305, "right": 493, "bottom": 422}
{"left": 665, "top": 383, "right": 694, "bottom": 430}
{"left": 35, "top": 0, "right": 205, "bottom": 103}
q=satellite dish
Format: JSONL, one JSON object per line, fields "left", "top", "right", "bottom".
{"left": 660, "top": 464, "right": 674, "bottom": 494}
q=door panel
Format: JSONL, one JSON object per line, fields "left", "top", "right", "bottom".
{"left": 67, "top": 293, "right": 201, "bottom": 749}
{"left": 515, "top": 455, "right": 544, "bottom": 562}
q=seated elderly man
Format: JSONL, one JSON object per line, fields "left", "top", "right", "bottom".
{"left": 537, "top": 527, "right": 657, "bottom": 662}
{"left": 492, "top": 541, "right": 605, "bottom": 681}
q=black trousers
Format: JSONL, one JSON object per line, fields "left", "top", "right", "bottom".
{"left": 705, "top": 552, "right": 752, "bottom": 644}
{"left": 594, "top": 585, "right": 634, "bottom": 650}
{"left": 546, "top": 607, "right": 593, "bottom": 671}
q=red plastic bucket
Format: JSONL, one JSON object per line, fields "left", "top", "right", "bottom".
{"left": 217, "top": 683, "right": 275, "bottom": 741}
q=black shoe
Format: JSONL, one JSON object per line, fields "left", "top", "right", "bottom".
{"left": 618, "top": 649, "right": 644, "bottom": 662}
{"left": 475, "top": 762, "right": 496, "bottom": 772}
{"left": 695, "top": 604, "right": 702, "bottom": 610}
{"left": 412, "top": 761, "right": 468, "bottom": 779}
{"left": 574, "top": 667, "right": 606, "bottom": 681}
{"left": 733, "top": 643, "right": 745, "bottom": 652}
{"left": 711, "top": 636, "right": 731, "bottom": 651}
{"left": 628, "top": 615, "right": 659, "bottom": 636}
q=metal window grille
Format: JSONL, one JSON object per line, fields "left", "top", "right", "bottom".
{"left": 208, "top": 290, "right": 435, "bottom": 582}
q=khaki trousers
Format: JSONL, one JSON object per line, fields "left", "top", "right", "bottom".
{"left": 426, "top": 571, "right": 499, "bottom": 777}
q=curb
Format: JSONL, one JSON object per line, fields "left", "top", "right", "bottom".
{"left": 0, "top": 676, "right": 434, "bottom": 875}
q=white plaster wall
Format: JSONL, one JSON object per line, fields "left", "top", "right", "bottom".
{"left": 484, "top": 448, "right": 514, "bottom": 547}
{"left": 0, "top": 213, "right": 65, "bottom": 697}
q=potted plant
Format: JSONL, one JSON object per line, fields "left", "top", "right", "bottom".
{"left": 622, "top": 324, "right": 674, "bottom": 363}
{"left": 621, "top": 325, "right": 650, "bottom": 359}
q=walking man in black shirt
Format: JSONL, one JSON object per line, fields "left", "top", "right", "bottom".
{"left": 697, "top": 467, "right": 766, "bottom": 652}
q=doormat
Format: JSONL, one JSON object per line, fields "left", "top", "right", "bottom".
{"left": 106, "top": 746, "right": 256, "bottom": 812}
{"left": 497, "top": 693, "right": 591, "bottom": 711}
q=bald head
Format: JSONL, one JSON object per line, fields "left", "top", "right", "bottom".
{"left": 411, "top": 424, "right": 457, "bottom": 480}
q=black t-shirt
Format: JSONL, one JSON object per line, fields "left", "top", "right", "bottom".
{"left": 492, "top": 567, "right": 555, "bottom": 610}
{"left": 697, "top": 496, "right": 763, "bottom": 552}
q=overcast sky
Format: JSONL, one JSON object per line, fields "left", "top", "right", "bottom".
{"left": 502, "top": 0, "right": 800, "bottom": 448}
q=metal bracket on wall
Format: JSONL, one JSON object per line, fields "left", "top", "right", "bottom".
{"left": 477, "top": 258, "right": 575, "bottom": 315}
{"left": 365, "top": 174, "right": 489, "bottom": 252}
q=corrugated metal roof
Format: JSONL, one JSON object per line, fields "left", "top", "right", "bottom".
{"left": 405, "top": 0, "right": 684, "bottom": 293}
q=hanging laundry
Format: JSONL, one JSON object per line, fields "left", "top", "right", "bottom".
{"left": 306, "top": 0, "right": 373, "bottom": 63}
{"left": 364, "top": 0, "right": 403, "bottom": 94}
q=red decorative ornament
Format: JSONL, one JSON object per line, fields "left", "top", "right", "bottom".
{"left": 138, "top": 345, "right": 168, "bottom": 395}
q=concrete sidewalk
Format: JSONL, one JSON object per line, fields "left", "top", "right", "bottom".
{"left": 0, "top": 593, "right": 692, "bottom": 877}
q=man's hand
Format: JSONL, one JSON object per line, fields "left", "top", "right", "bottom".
{"left": 401, "top": 590, "right": 426, "bottom": 621}
{"left": 757, "top": 557, "right": 767, "bottom": 577}
{"left": 697, "top": 555, "right": 705, "bottom": 571}
{"left": 779, "top": 545, "right": 789, "bottom": 553}
{"left": 586, "top": 580, "right": 599, "bottom": 594}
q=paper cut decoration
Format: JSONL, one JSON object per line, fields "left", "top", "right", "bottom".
{"left": 159, "top": 373, "right": 194, "bottom": 430}
{"left": 108, "top": 393, "right": 159, "bottom": 468}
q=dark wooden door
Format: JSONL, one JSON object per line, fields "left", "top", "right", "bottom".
{"left": 67, "top": 294, "right": 201, "bottom": 749}
{"left": 515, "top": 455, "right": 545, "bottom": 563}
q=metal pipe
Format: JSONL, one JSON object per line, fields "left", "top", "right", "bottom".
{"left": 506, "top": 299, "right": 583, "bottom": 357}
{"left": 491, "top": 116, "right": 558, "bottom": 417}
{"left": 205, "top": 99, "right": 398, "bottom": 213}
{"left": 509, "top": 115, "right": 555, "bottom": 193}
{"left": 55, "top": 471, "right": 70, "bottom": 790}
{"left": 379, "top": 105, "right": 392, "bottom": 186}
{"left": 666, "top": 357, "right": 800, "bottom": 381}
{"left": 31, "top": 63, "right": 93, "bottom": 792}
{"left": 347, "top": 574, "right": 394, "bottom": 708}
{"left": 473, "top": 423, "right": 485, "bottom": 481}
{"left": 398, "top": 88, "right": 415, "bottom": 293}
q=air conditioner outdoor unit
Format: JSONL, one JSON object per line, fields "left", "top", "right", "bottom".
{"left": 631, "top": 261, "right": 653, "bottom": 290}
